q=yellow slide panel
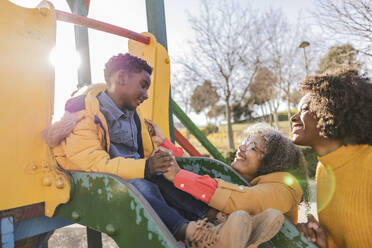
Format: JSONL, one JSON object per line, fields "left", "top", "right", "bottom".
{"left": 128, "top": 33, "right": 171, "bottom": 141}
{"left": 0, "top": 1, "right": 69, "bottom": 217}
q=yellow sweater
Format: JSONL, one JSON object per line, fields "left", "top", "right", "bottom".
{"left": 316, "top": 145, "right": 372, "bottom": 248}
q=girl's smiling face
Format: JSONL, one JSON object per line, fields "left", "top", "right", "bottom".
{"left": 231, "top": 135, "right": 266, "bottom": 182}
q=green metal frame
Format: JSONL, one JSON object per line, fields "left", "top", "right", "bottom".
{"left": 145, "top": 0, "right": 175, "bottom": 143}
{"left": 172, "top": 99, "right": 228, "bottom": 163}
{"left": 66, "top": 1, "right": 97, "bottom": 245}
{"left": 66, "top": 0, "right": 92, "bottom": 87}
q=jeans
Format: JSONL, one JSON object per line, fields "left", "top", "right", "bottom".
{"left": 150, "top": 174, "right": 210, "bottom": 221}
{"left": 129, "top": 175, "right": 210, "bottom": 234}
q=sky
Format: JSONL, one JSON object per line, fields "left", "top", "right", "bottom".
{"left": 10, "top": 0, "right": 316, "bottom": 124}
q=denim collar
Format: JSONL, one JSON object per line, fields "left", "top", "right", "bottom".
{"left": 98, "top": 90, "right": 130, "bottom": 120}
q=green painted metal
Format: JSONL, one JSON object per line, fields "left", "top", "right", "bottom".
{"left": 66, "top": 0, "right": 95, "bottom": 245}
{"left": 54, "top": 172, "right": 179, "bottom": 248}
{"left": 172, "top": 100, "right": 228, "bottom": 163}
{"left": 177, "top": 157, "right": 317, "bottom": 248}
{"left": 145, "top": 0, "right": 175, "bottom": 143}
{"left": 145, "top": 0, "right": 168, "bottom": 49}
{"left": 66, "top": 0, "right": 92, "bottom": 87}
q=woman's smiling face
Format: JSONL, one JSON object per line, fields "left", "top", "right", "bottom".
{"left": 290, "top": 94, "right": 321, "bottom": 146}
{"left": 231, "top": 135, "right": 266, "bottom": 182}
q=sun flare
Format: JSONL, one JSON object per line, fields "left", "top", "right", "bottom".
{"left": 49, "top": 47, "right": 81, "bottom": 69}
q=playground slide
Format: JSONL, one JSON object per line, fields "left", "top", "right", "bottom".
{"left": 0, "top": 1, "right": 316, "bottom": 247}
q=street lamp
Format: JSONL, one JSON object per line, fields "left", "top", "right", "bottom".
{"left": 299, "top": 41, "right": 310, "bottom": 76}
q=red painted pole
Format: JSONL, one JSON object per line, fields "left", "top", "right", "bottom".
{"left": 174, "top": 128, "right": 202, "bottom": 157}
{"left": 55, "top": 10, "right": 150, "bottom": 45}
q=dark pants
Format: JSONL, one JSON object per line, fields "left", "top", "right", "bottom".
{"left": 129, "top": 175, "right": 210, "bottom": 234}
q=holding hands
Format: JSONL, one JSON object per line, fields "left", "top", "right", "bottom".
{"left": 145, "top": 118, "right": 184, "bottom": 180}
{"left": 147, "top": 146, "right": 175, "bottom": 175}
{"left": 296, "top": 215, "right": 328, "bottom": 248}
{"left": 147, "top": 146, "right": 181, "bottom": 181}
{"left": 145, "top": 118, "right": 166, "bottom": 145}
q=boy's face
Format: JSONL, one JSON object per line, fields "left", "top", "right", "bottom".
{"left": 119, "top": 70, "right": 151, "bottom": 110}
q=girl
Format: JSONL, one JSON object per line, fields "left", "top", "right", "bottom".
{"left": 146, "top": 120, "right": 309, "bottom": 224}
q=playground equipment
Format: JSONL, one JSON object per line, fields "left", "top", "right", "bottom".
{"left": 0, "top": 1, "right": 316, "bottom": 247}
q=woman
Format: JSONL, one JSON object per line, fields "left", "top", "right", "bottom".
{"left": 291, "top": 68, "right": 372, "bottom": 248}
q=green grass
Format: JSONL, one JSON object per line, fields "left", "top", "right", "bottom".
{"left": 179, "top": 120, "right": 292, "bottom": 155}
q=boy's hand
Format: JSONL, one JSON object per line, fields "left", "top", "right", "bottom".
{"left": 296, "top": 215, "right": 328, "bottom": 248}
{"left": 147, "top": 147, "right": 174, "bottom": 176}
{"left": 144, "top": 119, "right": 166, "bottom": 145}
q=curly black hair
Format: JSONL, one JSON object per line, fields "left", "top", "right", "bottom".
{"left": 104, "top": 53, "right": 153, "bottom": 83}
{"left": 301, "top": 67, "right": 372, "bottom": 145}
{"left": 244, "top": 123, "right": 310, "bottom": 204}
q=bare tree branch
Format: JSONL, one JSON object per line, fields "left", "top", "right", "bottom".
{"left": 313, "top": 0, "right": 372, "bottom": 56}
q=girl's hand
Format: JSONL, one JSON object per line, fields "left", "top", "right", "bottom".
{"left": 162, "top": 155, "right": 181, "bottom": 182}
{"left": 145, "top": 119, "right": 166, "bottom": 145}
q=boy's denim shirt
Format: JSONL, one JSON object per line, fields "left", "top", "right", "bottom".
{"left": 97, "top": 91, "right": 140, "bottom": 159}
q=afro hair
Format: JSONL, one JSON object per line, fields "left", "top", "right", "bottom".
{"left": 301, "top": 67, "right": 372, "bottom": 145}
{"left": 104, "top": 53, "right": 152, "bottom": 83}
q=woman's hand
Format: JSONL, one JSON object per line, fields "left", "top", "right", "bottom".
{"left": 145, "top": 119, "right": 166, "bottom": 145}
{"left": 296, "top": 215, "right": 328, "bottom": 248}
{"left": 43, "top": 111, "right": 83, "bottom": 148}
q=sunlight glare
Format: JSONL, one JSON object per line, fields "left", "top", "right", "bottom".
{"left": 9, "top": 0, "right": 41, "bottom": 8}
{"left": 49, "top": 47, "right": 81, "bottom": 69}
{"left": 284, "top": 176, "right": 294, "bottom": 186}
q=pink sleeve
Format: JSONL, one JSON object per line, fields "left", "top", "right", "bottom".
{"left": 160, "top": 138, "right": 184, "bottom": 157}
{"left": 174, "top": 169, "right": 218, "bottom": 203}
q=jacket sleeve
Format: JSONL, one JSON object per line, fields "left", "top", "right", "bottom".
{"left": 173, "top": 169, "right": 218, "bottom": 202}
{"left": 61, "top": 114, "right": 146, "bottom": 180}
{"left": 160, "top": 138, "right": 184, "bottom": 157}
{"left": 208, "top": 179, "right": 297, "bottom": 215}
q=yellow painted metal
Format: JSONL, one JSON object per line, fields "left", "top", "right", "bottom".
{"left": 128, "top": 33, "right": 171, "bottom": 140}
{"left": 0, "top": 1, "right": 70, "bottom": 217}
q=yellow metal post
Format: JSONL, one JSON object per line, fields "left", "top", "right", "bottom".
{"left": 129, "top": 33, "right": 171, "bottom": 141}
{"left": 0, "top": 0, "right": 70, "bottom": 217}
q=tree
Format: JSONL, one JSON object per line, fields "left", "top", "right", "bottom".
{"left": 231, "top": 97, "right": 254, "bottom": 123}
{"left": 207, "top": 104, "right": 225, "bottom": 125}
{"left": 249, "top": 67, "right": 277, "bottom": 124}
{"left": 260, "top": 9, "right": 315, "bottom": 129}
{"left": 171, "top": 72, "right": 193, "bottom": 115}
{"left": 178, "top": 0, "right": 264, "bottom": 149}
{"left": 289, "top": 89, "right": 302, "bottom": 109}
{"left": 317, "top": 44, "right": 361, "bottom": 73}
{"left": 313, "top": 0, "right": 372, "bottom": 57}
{"left": 260, "top": 9, "right": 301, "bottom": 128}
{"left": 190, "top": 80, "right": 219, "bottom": 123}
